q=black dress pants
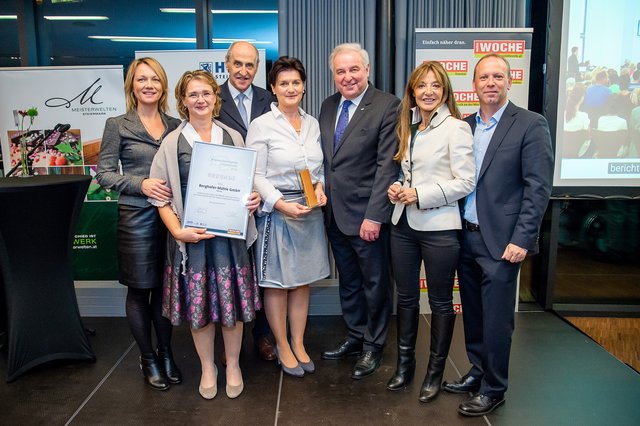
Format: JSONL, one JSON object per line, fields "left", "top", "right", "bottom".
{"left": 457, "top": 229, "right": 520, "bottom": 398}
{"left": 390, "top": 212, "right": 459, "bottom": 315}
{"left": 327, "top": 218, "right": 392, "bottom": 352}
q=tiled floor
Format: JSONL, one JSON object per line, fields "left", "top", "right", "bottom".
{"left": 1, "top": 313, "right": 639, "bottom": 425}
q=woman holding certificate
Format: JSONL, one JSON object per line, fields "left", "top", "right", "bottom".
{"left": 96, "top": 57, "right": 181, "bottom": 391}
{"left": 246, "top": 56, "right": 330, "bottom": 378}
{"left": 149, "top": 70, "right": 261, "bottom": 400}
{"left": 386, "top": 61, "right": 475, "bottom": 402}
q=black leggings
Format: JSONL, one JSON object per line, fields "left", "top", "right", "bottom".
{"left": 125, "top": 287, "right": 172, "bottom": 356}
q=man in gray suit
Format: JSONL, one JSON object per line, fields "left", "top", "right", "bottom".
{"left": 443, "top": 54, "right": 553, "bottom": 416}
{"left": 217, "top": 41, "right": 275, "bottom": 362}
{"left": 319, "top": 43, "right": 400, "bottom": 379}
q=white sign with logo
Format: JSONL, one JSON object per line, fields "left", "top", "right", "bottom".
{"left": 0, "top": 65, "right": 125, "bottom": 174}
{"left": 136, "top": 49, "right": 268, "bottom": 119}
{"left": 415, "top": 28, "right": 533, "bottom": 117}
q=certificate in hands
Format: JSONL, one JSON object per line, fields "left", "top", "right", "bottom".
{"left": 183, "top": 142, "right": 257, "bottom": 239}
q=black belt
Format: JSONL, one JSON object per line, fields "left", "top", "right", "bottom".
{"left": 463, "top": 220, "right": 480, "bottom": 232}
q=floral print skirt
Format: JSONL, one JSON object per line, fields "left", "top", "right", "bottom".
{"left": 162, "top": 235, "right": 261, "bottom": 329}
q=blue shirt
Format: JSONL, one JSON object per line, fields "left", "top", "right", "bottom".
{"left": 463, "top": 102, "right": 509, "bottom": 225}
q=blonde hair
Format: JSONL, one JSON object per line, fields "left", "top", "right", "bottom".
{"left": 174, "top": 70, "right": 221, "bottom": 120}
{"left": 124, "top": 57, "right": 169, "bottom": 113}
{"left": 395, "top": 61, "right": 461, "bottom": 161}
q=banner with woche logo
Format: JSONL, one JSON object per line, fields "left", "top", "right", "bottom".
{"left": 415, "top": 28, "right": 533, "bottom": 118}
{"left": 414, "top": 29, "right": 532, "bottom": 313}
{"left": 136, "top": 49, "right": 267, "bottom": 119}
{"left": 0, "top": 65, "right": 126, "bottom": 281}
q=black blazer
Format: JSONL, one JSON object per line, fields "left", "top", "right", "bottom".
{"left": 463, "top": 101, "right": 554, "bottom": 260}
{"left": 218, "top": 80, "right": 274, "bottom": 140}
{"left": 319, "top": 85, "right": 400, "bottom": 235}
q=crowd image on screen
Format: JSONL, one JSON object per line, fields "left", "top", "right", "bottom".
{"left": 563, "top": 53, "right": 640, "bottom": 159}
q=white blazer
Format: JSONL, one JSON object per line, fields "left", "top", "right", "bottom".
{"left": 391, "top": 104, "right": 476, "bottom": 231}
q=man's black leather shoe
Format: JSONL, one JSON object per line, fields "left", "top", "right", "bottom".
{"left": 351, "top": 351, "right": 382, "bottom": 379}
{"left": 321, "top": 340, "right": 362, "bottom": 360}
{"left": 442, "top": 373, "right": 482, "bottom": 394}
{"left": 458, "top": 394, "right": 505, "bottom": 417}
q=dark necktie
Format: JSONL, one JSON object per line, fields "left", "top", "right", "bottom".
{"left": 333, "top": 100, "right": 352, "bottom": 153}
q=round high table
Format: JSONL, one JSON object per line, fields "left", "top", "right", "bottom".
{"left": 0, "top": 175, "right": 96, "bottom": 382}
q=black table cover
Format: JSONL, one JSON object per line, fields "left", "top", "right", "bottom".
{"left": 0, "top": 175, "right": 96, "bottom": 381}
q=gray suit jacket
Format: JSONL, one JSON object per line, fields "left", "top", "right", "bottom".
{"left": 96, "top": 109, "right": 181, "bottom": 207}
{"left": 319, "top": 85, "right": 400, "bottom": 235}
{"left": 464, "top": 101, "right": 554, "bottom": 259}
{"left": 218, "top": 81, "right": 274, "bottom": 140}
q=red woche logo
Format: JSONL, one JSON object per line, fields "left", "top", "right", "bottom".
{"left": 439, "top": 60, "right": 468, "bottom": 73}
{"left": 474, "top": 40, "right": 525, "bottom": 55}
{"left": 511, "top": 69, "right": 524, "bottom": 80}
{"left": 454, "top": 91, "right": 479, "bottom": 103}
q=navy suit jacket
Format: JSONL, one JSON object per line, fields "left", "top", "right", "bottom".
{"left": 218, "top": 81, "right": 274, "bottom": 140}
{"left": 319, "top": 85, "right": 400, "bottom": 236}
{"left": 464, "top": 101, "right": 554, "bottom": 260}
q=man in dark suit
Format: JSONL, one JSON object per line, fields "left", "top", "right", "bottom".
{"left": 443, "top": 54, "right": 553, "bottom": 416}
{"left": 319, "top": 43, "right": 400, "bottom": 379}
{"left": 217, "top": 41, "right": 276, "bottom": 362}
{"left": 218, "top": 41, "right": 274, "bottom": 140}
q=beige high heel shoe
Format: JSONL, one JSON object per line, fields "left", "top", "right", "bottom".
{"left": 226, "top": 367, "right": 244, "bottom": 399}
{"left": 198, "top": 364, "right": 218, "bottom": 400}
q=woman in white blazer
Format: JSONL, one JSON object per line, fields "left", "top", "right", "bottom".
{"left": 386, "top": 61, "right": 475, "bottom": 402}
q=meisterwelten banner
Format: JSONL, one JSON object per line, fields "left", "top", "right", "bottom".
{"left": 414, "top": 28, "right": 533, "bottom": 313}
{"left": 0, "top": 65, "right": 126, "bottom": 280}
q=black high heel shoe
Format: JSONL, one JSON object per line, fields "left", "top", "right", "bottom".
{"left": 157, "top": 346, "right": 182, "bottom": 384}
{"left": 140, "top": 354, "right": 170, "bottom": 391}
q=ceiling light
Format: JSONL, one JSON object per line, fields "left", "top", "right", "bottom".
{"left": 159, "top": 8, "right": 194, "bottom": 13}
{"left": 159, "top": 8, "right": 277, "bottom": 14}
{"left": 0, "top": 15, "right": 18, "bottom": 19}
{"left": 44, "top": 16, "right": 109, "bottom": 21}
{"left": 88, "top": 35, "right": 195, "bottom": 43}
{"left": 211, "top": 10, "right": 277, "bottom": 14}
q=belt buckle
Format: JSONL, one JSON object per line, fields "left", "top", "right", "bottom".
{"left": 465, "top": 221, "right": 480, "bottom": 232}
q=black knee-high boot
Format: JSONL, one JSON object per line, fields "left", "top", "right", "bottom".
{"left": 419, "top": 313, "right": 456, "bottom": 402}
{"left": 386, "top": 306, "right": 420, "bottom": 390}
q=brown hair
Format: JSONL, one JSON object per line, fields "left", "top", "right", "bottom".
{"left": 124, "top": 57, "right": 169, "bottom": 113}
{"left": 395, "top": 61, "right": 461, "bottom": 161}
{"left": 174, "top": 70, "right": 221, "bottom": 120}
{"left": 268, "top": 56, "right": 307, "bottom": 88}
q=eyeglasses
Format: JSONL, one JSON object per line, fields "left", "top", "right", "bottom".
{"left": 186, "top": 91, "right": 214, "bottom": 100}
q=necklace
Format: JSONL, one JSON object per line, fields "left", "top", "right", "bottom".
{"left": 139, "top": 114, "right": 165, "bottom": 142}
{"left": 285, "top": 113, "right": 301, "bottom": 133}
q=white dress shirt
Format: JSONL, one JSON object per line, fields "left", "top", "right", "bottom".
{"left": 334, "top": 85, "right": 368, "bottom": 128}
{"left": 227, "top": 83, "right": 254, "bottom": 119}
{"left": 246, "top": 103, "right": 324, "bottom": 212}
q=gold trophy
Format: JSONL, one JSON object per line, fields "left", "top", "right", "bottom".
{"left": 298, "top": 168, "right": 319, "bottom": 209}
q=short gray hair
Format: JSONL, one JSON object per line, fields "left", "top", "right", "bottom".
{"left": 329, "top": 43, "right": 369, "bottom": 72}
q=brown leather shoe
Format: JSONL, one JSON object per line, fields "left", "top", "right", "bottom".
{"left": 255, "top": 336, "right": 276, "bottom": 361}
